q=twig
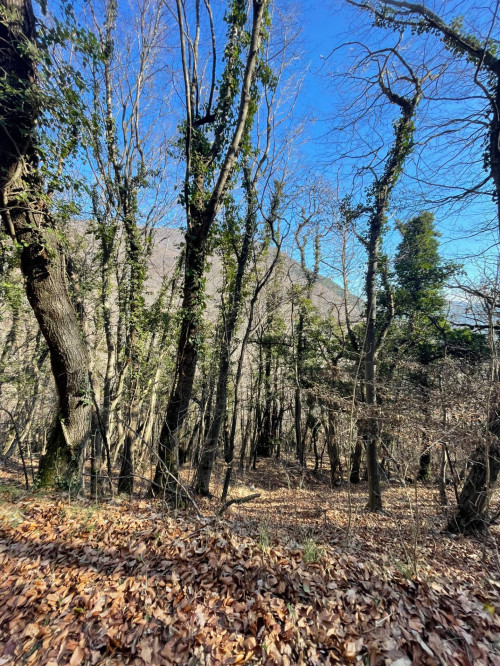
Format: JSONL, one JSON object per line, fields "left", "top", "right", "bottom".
{"left": 217, "top": 493, "right": 261, "bottom": 517}
{"left": 111, "top": 414, "right": 204, "bottom": 519}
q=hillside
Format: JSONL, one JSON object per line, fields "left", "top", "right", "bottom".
{"left": 146, "top": 227, "right": 361, "bottom": 319}
{"left": 2, "top": 1, "right": 500, "bottom": 663}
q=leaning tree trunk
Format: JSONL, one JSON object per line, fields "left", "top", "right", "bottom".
{"left": 0, "top": 0, "right": 91, "bottom": 488}
{"left": 151, "top": 0, "right": 268, "bottom": 496}
{"left": 17, "top": 215, "right": 91, "bottom": 488}
{"left": 447, "top": 441, "right": 500, "bottom": 533}
{"left": 151, "top": 231, "right": 207, "bottom": 495}
{"left": 195, "top": 171, "right": 257, "bottom": 496}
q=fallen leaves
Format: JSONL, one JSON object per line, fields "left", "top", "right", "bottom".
{"left": 69, "top": 646, "right": 85, "bottom": 666}
{"left": 0, "top": 491, "right": 498, "bottom": 665}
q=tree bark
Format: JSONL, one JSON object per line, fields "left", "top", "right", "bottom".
{"left": 151, "top": 0, "right": 268, "bottom": 495}
{"left": 437, "top": 444, "right": 448, "bottom": 507}
{"left": 417, "top": 449, "right": 431, "bottom": 482}
{"left": 256, "top": 346, "right": 274, "bottom": 458}
{"left": 447, "top": 442, "right": 500, "bottom": 533}
{"left": 361, "top": 75, "right": 420, "bottom": 511}
{"left": 195, "top": 168, "right": 257, "bottom": 495}
{"left": 151, "top": 231, "right": 206, "bottom": 495}
{"left": 326, "top": 410, "right": 341, "bottom": 487}
{"left": 350, "top": 438, "right": 363, "bottom": 484}
{"left": 364, "top": 214, "right": 383, "bottom": 509}
{"left": 0, "top": 0, "right": 91, "bottom": 488}
{"left": 369, "top": 0, "right": 500, "bottom": 235}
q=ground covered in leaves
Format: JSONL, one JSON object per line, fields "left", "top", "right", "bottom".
{"left": 0, "top": 460, "right": 500, "bottom": 665}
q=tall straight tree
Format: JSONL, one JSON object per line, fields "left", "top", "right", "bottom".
{"left": 293, "top": 202, "right": 323, "bottom": 467}
{"left": 363, "top": 63, "right": 421, "bottom": 511}
{"left": 0, "top": 0, "right": 91, "bottom": 486}
{"left": 151, "top": 0, "right": 269, "bottom": 495}
{"left": 194, "top": 167, "right": 260, "bottom": 496}
{"left": 340, "top": 46, "right": 422, "bottom": 510}
{"left": 194, "top": 169, "right": 284, "bottom": 496}
{"left": 86, "top": 0, "right": 168, "bottom": 494}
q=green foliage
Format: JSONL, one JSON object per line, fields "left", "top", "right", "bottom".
{"left": 258, "top": 520, "right": 271, "bottom": 551}
{"left": 417, "top": 320, "right": 489, "bottom": 365}
{"left": 377, "top": 212, "right": 489, "bottom": 370}
{"left": 176, "top": 0, "right": 273, "bottom": 218}
{"left": 35, "top": 5, "right": 99, "bottom": 192}
{"left": 394, "top": 212, "right": 457, "bottom": 318}
{"left": 0, "top": 0, "right": 99, "bottom": 222}
{"left": 0, "top": 231, "right": 24, "bottom": 315}
{"left": 302, "top": 538, "right": 324, "bottom": 564}
{"left": 369, "top": 3, "right": 498, "bottom": 183}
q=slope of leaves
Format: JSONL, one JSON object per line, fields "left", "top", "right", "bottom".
{"left": 0, "top": 484, "right": 499, "bottom": 665}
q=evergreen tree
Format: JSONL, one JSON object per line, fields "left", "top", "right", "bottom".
{"left": 394, "top": 212, "right": 455, "bottom": 319}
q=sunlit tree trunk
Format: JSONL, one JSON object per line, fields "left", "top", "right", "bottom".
{"left": 0, "top": 0, "right": 91, "bottom": 488}
{"left": 195, "top": 168, "right": 257, "bottom": 495}
{"left": 152, "top": 0, "right": 268, "bottom": 495}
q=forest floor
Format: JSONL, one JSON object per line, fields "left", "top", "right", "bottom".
{"left": 0, "top": 457, "right": 500, "bottom": 665}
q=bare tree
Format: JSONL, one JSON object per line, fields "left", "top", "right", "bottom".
{"left": 348, "top": 0, "right": 500, "bottom": 233}
{"left": 85, "top": 0, "right": 171, "bottom": 494}
{"left": 336, "top": 44, "right": 423, "bottom": 510}
{"left": 151, "top": 0, "right": 270, "bottom": 495}
{"left": 346, "top": 0, "right": 500, "bottom": 527}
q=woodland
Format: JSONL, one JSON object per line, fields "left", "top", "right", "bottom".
{"left": 1, "top": 0, "right": 500, "bottom": 663}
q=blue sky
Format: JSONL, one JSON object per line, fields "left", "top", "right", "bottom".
{"left": 56, "top": 0, "right": 499, "bottom": 288}
{"left": 286, "top": 0, "right": 499, "bottom": 282}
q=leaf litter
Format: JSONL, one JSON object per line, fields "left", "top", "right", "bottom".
{"left": 0, "top": 470, "right": 499, "bottom": 665}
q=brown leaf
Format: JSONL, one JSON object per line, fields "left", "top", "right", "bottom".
{"left": 69, "top": 646, "right": 85, "bottom": 666}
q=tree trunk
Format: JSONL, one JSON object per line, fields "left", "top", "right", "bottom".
{"left": 25, "top": 230, "right": 91, "bottom": 488}
{"left": 447, "top": 442, "right": 500, "bottom": 533}
{"left": 195, "top": 346, "right": 230, "bottom": 495}
{"left": 118, "top": 394, "right": 139, "bottom": 495}
{"left": 256, "top": 347, "right": 273, "bottom": 458}
{"left": 437, "top": 445, "right": 448, "bottom": 507}
{"left": 312, "top": 420, "right": 321, "bottom": 472}
{"left": 417, "top": 450, "right": 431, "bottom": 482}
{"left": 326, "top": 411, "right": 341, "bottom": 487}
{"left": 117, "top": 199, "right": 146, "bottom": 495}
{"left": 361, "top": 75, "right": 420, "bottom": 511}
{"left": 364, "top": 210, "right": 383, "bottom": 510}
{"left": 195, "top": 172, "right": 257, "bottom": 495}
{"left": 350, "top": 438, "right": 363, "bottom": 484}
{"left": 295, "top": 387, "right": 304, "bottom": 465}
{"left": 0, "top": 0, "right": 91, "bottom": 489}
{"left": 489, "top": 80, "right": 500, "bottom": 233}
{"left": 151, "top": 0, "right": 267, "bottom": 496}
{"left": 151, "top": 230, "right": 207, "bottom": 495}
